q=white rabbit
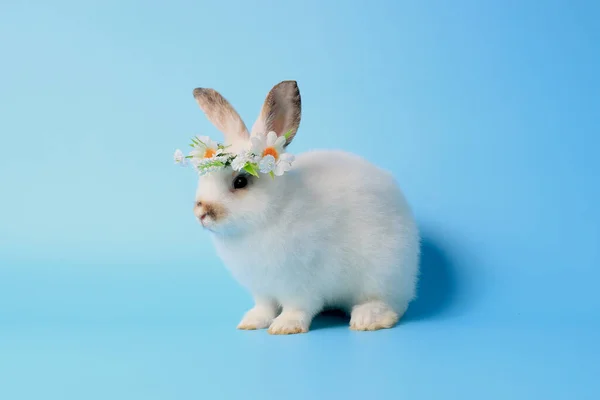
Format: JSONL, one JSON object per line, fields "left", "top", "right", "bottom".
{"left": 190, "top": 80, "right": 420, "bottom": 334}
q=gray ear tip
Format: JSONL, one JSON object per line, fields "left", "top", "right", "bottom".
{"left": 282, "top": 80, "right": 298, "bottom": 87}
{"left": 274, "top": 80, "right": 298, "bottom": 90}
{"left": 192, "top": 87, "right": 208, "bottom": 98}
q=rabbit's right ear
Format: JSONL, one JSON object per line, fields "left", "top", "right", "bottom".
{"left": 193, "top": 88, "right": 249, "bottom": 144}
{"left": 250, "top": 80, "right": 301, "bottom": 147}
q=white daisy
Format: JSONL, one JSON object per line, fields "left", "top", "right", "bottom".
{"left": 231, "top": 153, "right": 250, "bottom": 171}
{"left": 274, "top": 153, "right": 295, "bottom": 176}
{"left": 249, "top": 131, "right": 284, "bottom": 156}
{"left": 190, "top": 135, "right": 219, "bottom": 159}
{"left": 265, "top": 131, "right": 287, "bottom": 158}
{"left": 174, "top": 149, "right": 187, "bottom": 166}
{"left": 249, "top": 134, "right": 266, "bottom": 156}
{"left": 258, "top": 154, "right": 276, "bottom": 173}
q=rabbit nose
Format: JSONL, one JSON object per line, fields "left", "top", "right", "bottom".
{"left": 195, "top": 202, "right": 211, "bottom": 220}
{"left": 194, "top": 201, "right": 204, "bottom": 217}
{"left": 194, "top": 201, "right": 226, "bottom": 224}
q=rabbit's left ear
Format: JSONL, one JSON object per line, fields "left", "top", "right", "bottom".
{"left": 193, "top": 88, "right": 249, "bottom": 144}
{"left": 251, "top": 80, "right": 301, "bottom": 146}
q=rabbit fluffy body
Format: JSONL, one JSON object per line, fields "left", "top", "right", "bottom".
{"left": 190, "top": 81, "right": 420, "bottom": 334}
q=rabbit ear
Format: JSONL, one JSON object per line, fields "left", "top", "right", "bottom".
{"left": 250, "top": 80, "right": 301, "bottom": 146}
{"left": 193, "top": 88, "right": 249, "bottom": 144}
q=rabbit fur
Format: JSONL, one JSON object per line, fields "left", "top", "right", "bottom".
{"left": 191, "top": 80, "right": 420, "bottom": 334}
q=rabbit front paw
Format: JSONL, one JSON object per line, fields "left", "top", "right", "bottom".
{"left": 237, "top": 303, "right": 277, "bottom": 330}
{"left": 267, "top": 310, "right": 311, "bottom": 335}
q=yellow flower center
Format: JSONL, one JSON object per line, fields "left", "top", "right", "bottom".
{"left": 262, "top": 147, "right": 279, "bottom": 160}
{"left": 204, "top": 148, "right": 216, "bottom": 158}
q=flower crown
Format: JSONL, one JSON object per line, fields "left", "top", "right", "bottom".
{"left": 174, "top": 130, "right": 295, "bottom": 178}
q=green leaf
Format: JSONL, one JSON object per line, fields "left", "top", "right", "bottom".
{"left": 243, "top": 163, "right": 260, "bottom": 177}
{"left": 198, "top": 160, "right": 226, "bottom": 171}
{"left": 269, "top": 170, "right": 275, "bottom": 179}
{"left": 284, "top": 130, "right": 293, "bottom": 140}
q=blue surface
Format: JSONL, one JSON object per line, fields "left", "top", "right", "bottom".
{"left": 1, "top": 1, "right": 599, "bottom": 399}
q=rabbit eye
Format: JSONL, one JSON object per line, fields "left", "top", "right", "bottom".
{"left": 233, "top": 175, "right": 248, "bottom": 190}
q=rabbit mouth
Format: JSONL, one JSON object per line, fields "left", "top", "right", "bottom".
{"left": 198, "top": 213, "right": 219, "bottom": 232}
{"left": 194, "top": 201, "right": 227, "bottom": 226}
{"left": 199, "top": 213, "right": 212, "bottom": 226}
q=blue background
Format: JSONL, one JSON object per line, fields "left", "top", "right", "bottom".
{"left": 1, "top": 0, "right": 599, "bottom": 399}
